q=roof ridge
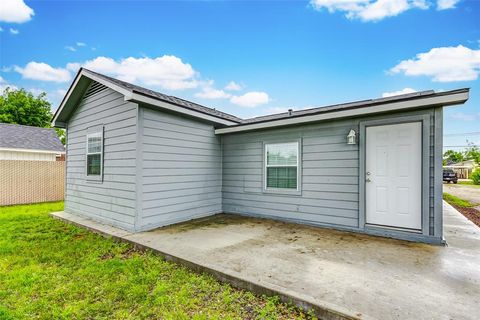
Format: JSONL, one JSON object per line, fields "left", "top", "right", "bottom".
{"left": 82, "top": 68, "right": 244, "bottom": 123}
{"left": 169, "top": 95, "right": 244, "bottom": 121}
{"left": 0, "top": 123, "right": 55, "bottom": 130}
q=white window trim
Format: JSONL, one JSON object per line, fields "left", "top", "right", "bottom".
{"left": 85, "top": 126, "right": 104, "bottom": 182}
{"left": 263, "top": 140, "right": 302, "bottom": 195}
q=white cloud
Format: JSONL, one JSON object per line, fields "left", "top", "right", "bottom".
{"left": 230, "top": 92, "right": 270, "bottom": 108}
{"left": 310, "top": 0, "right": 429, "bottom": 22}
{"left": 450, "top": 112, "right": 480, "bottom": 122}
{"left": 65, "top": 46, "right": 76, "bottom": 52}
{"left": 195, "top": 86, "right": 231, "bottom": 99}
{"left": 76, "top": 42, "right": 86, "bottom": 47}
{"left": 437, "top": 0, "right": 460, "bottom": 10}
{"left": 14, "top": 62, "right": 72, "bottom": 82}
{"left": 0, "top": 76, "right": 18, "bottom": 91}
{"left": 47, "top": 89, "right": 68, "bottom": 107}
{"left": 66, "top": 62, "right": 81, "bottom": 71}
{"left": 0, "top": 0, "right": 34, "bottom": 23}
{"left": 390, "top": 45, "right": 480, "bottom": 82}
{"left": 382, "top": 87, "right": 417, "bottom": 97}
{"left": 28, "top": 88, "right": 45, "bottom": 96}
{"left": 54, "top": 88, "right": 67, "bottom": 97}
{"left": 82, "top": 55, "right": 198, "bottom": 90}
{"left": 225, "top": 81, "right": 242, "bottom": 91}
{"left": 9, "top": 28, "right": 19, "bottom": 35}
{"left": 11, "top": 55, "right": 271, "bottom": 106}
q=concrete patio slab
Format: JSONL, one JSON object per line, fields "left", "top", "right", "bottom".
{"left": 51, "top": 202, "right": 480, "bottom": 320}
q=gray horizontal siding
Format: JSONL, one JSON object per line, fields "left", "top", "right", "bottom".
{"left": 221, "top": 109, "right": 437, "bottom": 233}
{"left": 138, "top": 107, "right": 222, "bottom": 230}
{"left": 65, "top": 86, "right": 137, "bottom": 230}
{"left": 222, "top": 120, "right": 360, "bottom": 228}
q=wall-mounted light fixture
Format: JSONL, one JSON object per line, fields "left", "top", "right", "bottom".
{"left": 347, "top": 129, "right": 356, "bottom": 145}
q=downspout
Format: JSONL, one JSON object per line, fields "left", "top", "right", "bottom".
{"left": 219, "top": 132, "right": 224, "bottom": 214}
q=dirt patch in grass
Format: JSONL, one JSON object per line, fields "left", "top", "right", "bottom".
{"left": 120, "top": 246, "right": 143, "bottom": 259}
{"left": 99, "top": 252, "right": 115, "bottom": 260}
{"left": 100, "top": 247, "right": 149, "bottom": 260}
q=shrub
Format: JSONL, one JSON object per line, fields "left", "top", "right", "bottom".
{"left": 472, "top": 169, "right": 480, "bottom": 185}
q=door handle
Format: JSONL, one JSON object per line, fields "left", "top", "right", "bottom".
{"left": 366, "top": 178, "right": 372, "bottom": 182}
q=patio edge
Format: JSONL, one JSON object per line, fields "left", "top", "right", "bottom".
{"left": 50, "top": 211, "right": 362, "bottom": 320}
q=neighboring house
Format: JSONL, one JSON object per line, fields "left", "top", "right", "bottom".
{"left": 0, "top": 123, "right": 65, "bottom": 161}
{"left": 52, "top": 68, "right": 469, "bottom": 244}
{"left": 444, "top": 159, "right": 478, "bottom": 179}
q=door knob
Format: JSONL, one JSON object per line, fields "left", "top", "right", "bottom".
{"left": 366, "top": 178, "right": 371, "bottom": 182}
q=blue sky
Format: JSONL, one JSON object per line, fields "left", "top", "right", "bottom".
{"left": 0, "top": 0, "right": 479, "bottom": 150}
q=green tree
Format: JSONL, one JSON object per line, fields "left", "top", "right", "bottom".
{"left": 0, "top": 88, "right": 52, "bottom": 127}
{"left": 464, "top": 141, "right": 480, "bottom": 164}
{"left": 54, "top": 128, "right": 66, "bottom": 145}
{"left": 0, "top": 87, "right": 65, "bottom": 145}
{"left": 443, "top": 150, "right": 464, "bottom": 164}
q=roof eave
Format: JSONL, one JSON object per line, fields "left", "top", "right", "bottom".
{"left": 52, "top": 68, "right": 239, "bottom": 128}
{"left": 0, "top": 147, "right": 65, "bottom": 154}
{"left": 52, "top": 68, "right": 135, "bottom": 128}
{"left": 215, "top": 89, "right": 469, "bottom": 135}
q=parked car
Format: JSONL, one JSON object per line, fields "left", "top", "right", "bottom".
{"left": 443, "top": 169, "right": 458, "bottom": 184}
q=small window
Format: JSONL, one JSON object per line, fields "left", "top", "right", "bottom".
{"left": 86, "top": 128, "right": 103, "bottom": 179}
{"left": 265, "top": 142, "right": 299, "bottom": 190}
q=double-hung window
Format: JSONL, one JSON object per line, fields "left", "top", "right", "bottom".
{"left": 86, "top": 126, "right": 103, "bottom": 181}
{"left": 265, "top": 141, "right": 299, "bottom": 191}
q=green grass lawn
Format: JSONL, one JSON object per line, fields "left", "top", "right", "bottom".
{"left": 443, "top": 193, "right": 476, "bottom": 208}
{"left": 458, "top": 180, "right": 480, "bottom": 188}
{"left": 0, "top": 202, "right": 314, "bottom": 320}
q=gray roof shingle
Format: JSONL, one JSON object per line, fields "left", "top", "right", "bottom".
{"left": 0, "top": 123, "right": 65, "bottom": 152}
{"left": 83, "top": 69, "right": 243, "bottom": 123}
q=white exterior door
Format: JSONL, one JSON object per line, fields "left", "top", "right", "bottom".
{"left": 365, "top": 122, "right": 422, "bottom": 230}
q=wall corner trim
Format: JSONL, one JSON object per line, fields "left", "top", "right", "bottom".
{"left": 134, "top": 104, "right": 144, "bottom": 232}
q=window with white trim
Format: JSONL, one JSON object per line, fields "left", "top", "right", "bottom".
{"left": 265, "top": 142, "right": 299, "bottom": 190}
{"left": 86, "top": 130, "right": 103, "bottom": 177}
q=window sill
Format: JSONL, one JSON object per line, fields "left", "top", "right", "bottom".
{"left": 263, "top": 188, "right": 302, "bottom": 196}
{"left": 86, "top": 175, "right": 103, "bottom": 183}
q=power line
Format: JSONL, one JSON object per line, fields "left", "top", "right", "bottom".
{"left": 444, "top": 146, "right": 474, "bottom": 148}
{"left": 444, "top": 132, "right": 480, "bottom": 137}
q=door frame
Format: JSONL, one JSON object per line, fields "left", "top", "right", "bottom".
{"left": 359, "top": 114, "right": 430, "bottom": 237}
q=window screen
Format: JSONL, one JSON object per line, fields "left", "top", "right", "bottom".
{"left": 265, "top": 142, "right": 298, "bottom": 189}
{"left": 86, "top": 131, "right": 103, "bottom": 176}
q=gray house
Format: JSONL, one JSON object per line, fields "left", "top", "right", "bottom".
{"left": 0, "top": 123, "right": 65, "bottom": 161}
{"left": 53, "top": 68, "right": 469, "bottom": 244}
